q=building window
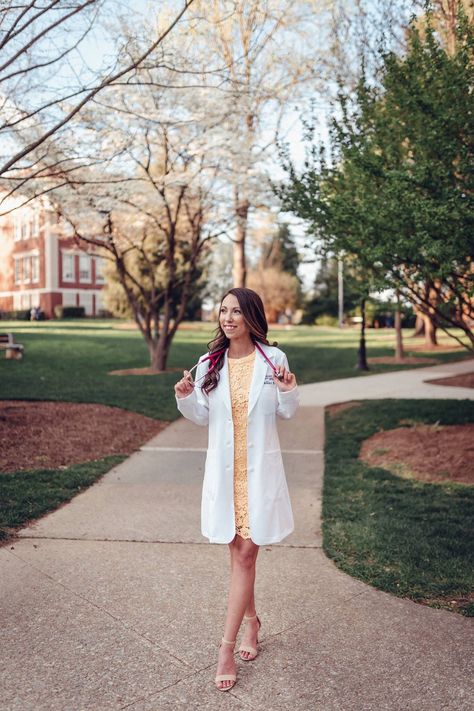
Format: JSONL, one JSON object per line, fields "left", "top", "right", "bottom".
{"left": 31, "top": 254, "right": 39, "bottom": 283}
{"left": 62, "top": 291, "right": 77, "bottom": 307}
{"left": 79, "top": 254, "right": 91, "bottom": 283}
{"left": 62, "top": 253, "right": 75, "bottom": 282}
{"left": 94, "top": 256, "right": 105, "bottom": 283}
{"left": 79, "top": 291, "right": 93, "bottom": 315}
{"left": 32, "top": 212, "right": 40, "bottom": 236}
{"left": 23, "top": 256, "right": 31, "bottom": 283}
{"left": 21, "top": 218, "right": 30, "bottom": 240}
{"left": 21, "top": 292, "right": 31, "bottom": 309}
{"left": 14, "top": 258, "right": 21, "bottom": 283}
{"left": 14, "top": 214, "right": 22, "bottom": 241}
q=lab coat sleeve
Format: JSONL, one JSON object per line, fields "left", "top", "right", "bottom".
{"left": 276, "top": 352, "right": 300, "bottom": 420}
{"left": 175, "top": 357, "right": 209, "bottom": 426}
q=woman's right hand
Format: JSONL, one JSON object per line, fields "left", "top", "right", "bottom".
{"left": 174, "top": 370, "right": 195, "bottom": 398}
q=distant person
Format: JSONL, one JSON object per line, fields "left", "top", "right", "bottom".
{"left": 174, "top": 287, "right": 299, "bottom": 692}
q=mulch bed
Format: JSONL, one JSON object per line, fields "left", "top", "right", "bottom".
{"left": 407, "top": 343, "right": 466, "bottom": 352}
{"left": 327, "top": 401, "right": 362, "bottom": 417}
{"left": 359, "top": 423, "right": 474, "bottom": 485}
{"left": 426, "top": 372, "right": 474, "bottom": 389}
{"left": 0, "top": 401, "right": 167, "bottom": 472}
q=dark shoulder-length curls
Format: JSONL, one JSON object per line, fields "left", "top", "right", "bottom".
{"left": 202, "top": 287, "right": 277, "bottom": 394}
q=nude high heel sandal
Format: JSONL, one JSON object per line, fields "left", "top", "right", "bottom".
{"left": 238, "top": 614, "right": 261, "bottom": 661}
{"left": 215, "top": 637, "right": 237, "bottom": 691}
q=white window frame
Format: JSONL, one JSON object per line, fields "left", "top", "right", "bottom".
{"left": 79, "top": 291, "right": 93, "bottom": 315}
{"left": 94, "top": 256, "right": 105, "bottom": 284}
{"left": 23, "top": 255, "right": 31, "bottom": 283}
{"left": 32, "top": 212, "right": 40, "bottom": 236}
{"left": 20, "top": 292, "right": 31, "bottom": 309}
{"left": 21, "top": 218, "right": 30, "bottom": 240}
{"left": 14, "top": 258, "right": 21, "bottom": 283}
{"left": 31, "top": 254, "right": 39, "bottom": 283}
{"left": 14, "top": 214, "right": 22, "bottom": 241}
{"left": 79, "top": 253, "right": 91, "bottom": 283}
{"left": 62, "top": 252, "right": 75, "bottom": 282}
{"left": 62, "top": 291, "right": 77, "bottom": 307}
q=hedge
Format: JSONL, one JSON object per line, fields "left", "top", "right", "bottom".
{"left": 54, "top": 306, "right": 86, "bottom": 318}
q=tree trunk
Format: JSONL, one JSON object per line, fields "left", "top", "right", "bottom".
{"left": 148, "top": 338, "right": 169, "bottom": 371}
{"left": 423, "top": 312, "right": 438, "bottom": 347}
{"left": 394, "top": 290, "right": 405, "bottom": 361}
{"left": 413, "top": 312, "right": 425, "bottom": 337}
{"left": 356, "top": 297, "right": 369, "bottom": 370}
{"left": 233, "top": 188, "right": 248, "bottom": 288}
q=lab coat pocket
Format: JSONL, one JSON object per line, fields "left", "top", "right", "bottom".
{"left": 260, "top": 382, "right": 278, "bottom": 414}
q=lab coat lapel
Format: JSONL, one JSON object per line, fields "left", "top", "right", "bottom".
{"left": 219, "top": 350, "right": 232, "bottom": 414}
{"left": 248, "top": 345, "right": 267, "bottom": 415}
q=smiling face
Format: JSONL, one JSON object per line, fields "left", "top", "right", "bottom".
{"left": 219, "top": 293, "right": 250, "bottom": 341}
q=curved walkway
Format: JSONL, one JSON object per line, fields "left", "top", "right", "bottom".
{"left": 0, "top": 359, "right": 473, "bottom": 710}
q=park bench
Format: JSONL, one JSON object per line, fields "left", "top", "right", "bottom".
{"left": 0, "top": 333, "right": 24, "bottom": 359}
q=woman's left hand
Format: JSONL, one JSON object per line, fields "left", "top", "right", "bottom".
{"left": 273, "top": 366, "right": 297, "bottom": 391}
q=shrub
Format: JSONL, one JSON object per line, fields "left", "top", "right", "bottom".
{"left": 54, "top": 305, "right": 86, "bottom": 319}
{"left": 315, "top": 314, "right": 339, "bottom": 327}
{"left": 0, "top": 309, "right": 31, "bottom": 320}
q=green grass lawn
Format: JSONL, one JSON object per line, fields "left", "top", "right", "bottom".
{"left": 323, "top": 399, "right": 474, "bottom": 616}
{"left": 1, "top": 320, "right": 473, "bottom": 597}
{"left": 0, "top": 456, "right": 125, "bottom": 541}
{"left": 0, "top": 319, "right": 470, "bottom": 421}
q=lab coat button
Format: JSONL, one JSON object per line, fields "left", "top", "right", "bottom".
{"left": 249, "top": 442, "right": 254, "bottom": 448}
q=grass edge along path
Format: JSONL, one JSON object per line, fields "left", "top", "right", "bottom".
{"left": 0, "top": 456, "right": 125, "bottom": 545}
{"left": 323, "top": 399, "right": 474, "bottom": 617}
{"left": 1, "top": 320, "right": 471, "bottom": 421}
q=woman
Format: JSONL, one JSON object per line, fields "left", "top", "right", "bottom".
{"left": 174, "top": 288, "right": 299, "bottom": 691}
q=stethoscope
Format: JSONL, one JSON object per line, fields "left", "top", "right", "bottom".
{"left": 188, "top": 341, "right": 284, "bottom": 386}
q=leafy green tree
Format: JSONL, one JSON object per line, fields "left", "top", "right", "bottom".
{"left": 260, "top": 223, "right": 301, "bottom": 279}
{"left": 279, "top": 3, "right": 474, "bottom": 351}
{"left": 303, "top": 255, "right": 364, "bottom": 325}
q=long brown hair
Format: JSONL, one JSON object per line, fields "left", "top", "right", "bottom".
{"left": 202, "top": 287, "right": 277, "bottom": 394}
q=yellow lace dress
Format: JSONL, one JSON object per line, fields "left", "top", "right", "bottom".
{"left": 228, "top": 349, "right": 256, "bottom": 540}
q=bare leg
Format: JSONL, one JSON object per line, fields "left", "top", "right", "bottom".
{"left": 230, "top": 541, "right": 257, "bottom": 616}
{"left": 215, "top": 534, "right": 260, "bottom": 689}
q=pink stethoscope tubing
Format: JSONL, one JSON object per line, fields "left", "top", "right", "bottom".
{"left": 187, "top": 342, "right": 283, "bottom": 386}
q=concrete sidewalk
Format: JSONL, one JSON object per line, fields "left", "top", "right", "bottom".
{"left": 1, "top": 362, "right": 473, "bottom": 710}
{"left": 298, "top": 356, "right": 474, "bottom": 405}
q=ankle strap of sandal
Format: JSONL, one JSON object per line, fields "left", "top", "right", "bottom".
{"left": 221, "top": 637, "right": 236, "bottom": 646}
{"left": 243, "top": 614, "right": 257, "bottom": 620}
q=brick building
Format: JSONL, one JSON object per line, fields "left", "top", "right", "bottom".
{"left": 0, "top": 193, "right": 106, "bottom": 318}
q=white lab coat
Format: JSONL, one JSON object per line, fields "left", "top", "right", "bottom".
{"left": 175, "top": 343, "right": 299, "bottom": 545}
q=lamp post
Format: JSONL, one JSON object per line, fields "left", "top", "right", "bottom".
{"left": 338, "top": 254, "right": 344, "bottom": 328}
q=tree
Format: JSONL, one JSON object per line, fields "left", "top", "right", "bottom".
{"left": 303, "top": 255, "right": 362, "bottom": 324}
{"left": 186, "top": 0, "right": 330, "bottom": 287}
{"left": 0, "top": 1, "right": 196, "bottom": 207}
{"left": 247, "top": 267, "right": 300, "bottom": 323}
{"left": 56, "top": 121, "right": 222, "bottom": 371}
{"left": 259, "top": 223, "right": 301, "bottom": 280}
{"left": 101, "top": 232, "right": 207, "bottom": 323}
{"left": 278, "top": 4, "right": 474, "bottom": 352}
